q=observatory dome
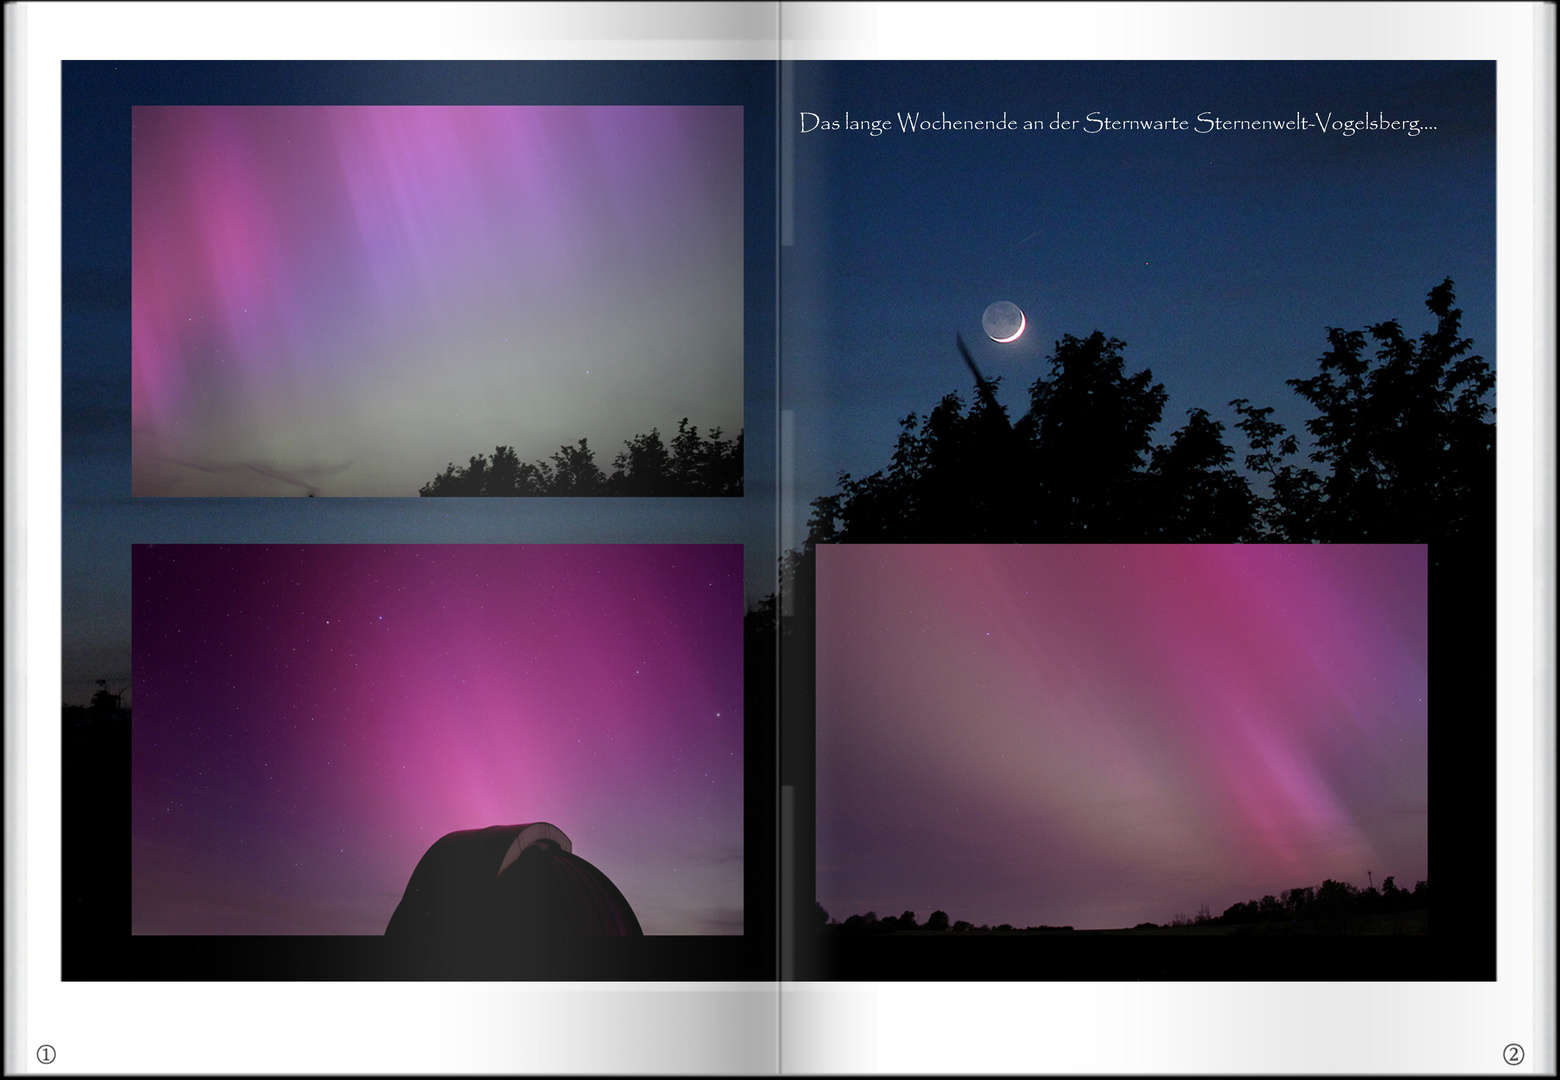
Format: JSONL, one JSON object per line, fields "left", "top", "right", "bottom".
{"left": 385, "top": 822, "right": 642, "bottom": 963}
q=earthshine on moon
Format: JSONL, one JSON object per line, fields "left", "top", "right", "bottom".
{"left": 983, "top": 301, "right": 1026, "bottom": 343}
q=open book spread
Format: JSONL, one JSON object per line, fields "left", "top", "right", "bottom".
{"left": 18, "top": 3, "right": 1551, "bottom": 1075}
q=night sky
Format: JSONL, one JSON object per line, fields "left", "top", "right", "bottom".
{"left": 131, "top": 543, "right": 745, "bottom": 935}
{"left": 132, "top": 105, "right": 744, "bottom": 496}
{"left": 781, "top": 61, "right": 1494, "bottom": 515}
{"left": 815, "top": 544, "right": 1428, "bottom": 931}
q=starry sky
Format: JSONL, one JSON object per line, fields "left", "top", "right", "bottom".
{"left": 781, "top": 61, "right": 1494, "bottom": 514}
{"left": 131, "top": 543, "right": 745, "bottom": 935}
{"left": 132, "top": 105, "right": 745, "bottom": 496}
{"left": 815, "top": 544, "right": 1428, "bottom": 931}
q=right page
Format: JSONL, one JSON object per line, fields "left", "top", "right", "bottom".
{"left": 777, "top": 3, "right": 1552, "bottom": 1074}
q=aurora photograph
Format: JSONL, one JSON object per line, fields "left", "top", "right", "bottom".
{"left": 130, "top": 543, "right": 745, "bottom": 937}
{"left": 815, "top": 544, "right": 1428, "bottom": 934}
{"left": 131, "top": 105, "right": 744, "bottom": 496}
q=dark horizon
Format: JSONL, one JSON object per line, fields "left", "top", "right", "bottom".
{"left": 820, "top": 870, "right": 1431, "bottom": 933}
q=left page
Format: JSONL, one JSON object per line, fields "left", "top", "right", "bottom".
{"left": 11, "top": 3, "right": 782, "bottom": 1074}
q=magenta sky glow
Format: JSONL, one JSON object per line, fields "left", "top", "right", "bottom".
{"left": 132, "top": 544, "right": 744, "bottom": 934}
{"left": 815, "top": 544, "right": 1427, "bottom": 930}
{"left": 131, "top": 106, "right": 744, "bottom": 495}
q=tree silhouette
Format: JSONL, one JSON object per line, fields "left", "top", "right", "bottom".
{"left": 1025, "top": 331, "right": 1169, "bottom": 539}
{"left": 421, "top": 449, "right": 508, "bottom": 496}
{"left": 1220, "top": 899, "right": 1257, "bottom": 924}
{"left": 665, "top": 420, "right": 744, "bottom": 496}
{"left": 1196, "top": 874, "right": 1429, "bottom": 932}
{"left": 805, "top": 279, "right": 1487, "bottom": 546}
{"left": 1236, "top": 277, "right": 1493, "bottom": 544}
{"left": 421, "top": 420, "right": 742, "bottom": 497}
{"left": 807, "top": 331, "right": 1248, "bottom": 543}
{"left": 1229, "top": 397, "right": 1323, "bottom": 541}
{"left": 547, "top": 438, "right": 607, "bottom": 495}
{"left": 1313, "top": 878, "right": 1361, "bottom": 933}
{"left": 1143, "top": 407, "right": 1258, "bottom": 541}
{"left": 613, "top": 428, "right": 673, "bottom": 496}
{"left": 89, "top": 678, "right": 128, "bottom": 714}
{"left": 1284, "top": 886, "right": 1315, "bottom": 918}
{"left": 1379, "top": 876, "right": 1413, "bottom": 913}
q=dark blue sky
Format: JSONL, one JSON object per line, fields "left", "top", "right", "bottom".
{"left": 780, "top": 61, "right": 1494, "bottom": 511}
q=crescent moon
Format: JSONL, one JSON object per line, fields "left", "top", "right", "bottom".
{"left": 982, "top": 300, "right": 1027, "bottom": 343}
{"left": 993, "top": 309, "right": 1026, "bottom": 343}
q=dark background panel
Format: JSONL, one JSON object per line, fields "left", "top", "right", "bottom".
{"left": 62, "top": 59, "right": 778, "bottom": 982}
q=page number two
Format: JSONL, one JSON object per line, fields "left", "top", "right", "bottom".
{"left": 1504, "top": 1044, "right": 1525, "bottom": 1066}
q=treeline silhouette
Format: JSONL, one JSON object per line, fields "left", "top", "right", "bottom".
{"left": 1157, "top": 875, "right": 1430, "bottom": 931}
{"left": 815, "top": 902, "right": 1073, "bottom": 934}
{"left": 420, "top": 419, "right": 742, "bottom": 497}
{"left": 818, "top": 875, "right": 1429, "bottom": 935}
{"left": 802, "top": 279, "right": 1490, "bottom": 545}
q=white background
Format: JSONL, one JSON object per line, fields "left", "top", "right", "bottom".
{"left": 7, "top": 2, "right": 1554, "bottom": 1074}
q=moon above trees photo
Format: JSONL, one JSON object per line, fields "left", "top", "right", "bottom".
{"left": 982, "top": 300, "right": 1026, "bottom": 343}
